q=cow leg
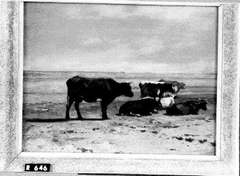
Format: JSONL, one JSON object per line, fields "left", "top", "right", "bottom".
{"left": 101, "top": 101, "right": 108, "bottom": 120}
{"left": 74, "top": 100, "right": 83, "bottom": 120}
{"left": 66, "top": 96, "right": 74, "bottom": 120}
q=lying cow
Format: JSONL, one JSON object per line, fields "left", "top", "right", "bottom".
{"left": 158, "top": 79, "right": 186, "bottom": 96}
{"left": 160, "top": 92, "right": 175, "bottom": 109}
{"left": 166, "top": 99, "right": 207, "bottom": 116}
{"left": 118, "top": 98, "right": 159, "bottom": 117}
{"left": 65, "top": 76, "right": 134, "bottom": 120}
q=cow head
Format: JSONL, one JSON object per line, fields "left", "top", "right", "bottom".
{"left": 120, "top": 82, "right": 134, "bottom": 97}
{"left": 172, "top": 81, "right": 186, "bottom": 93}
{"left": 198, "top": 99, "right": 207, "bottom": 110}
{"left": 177, "top": 82, "right": 186, "bottom": 89}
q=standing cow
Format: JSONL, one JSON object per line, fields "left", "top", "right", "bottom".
{"left": 65, "top": 76, "right": 134, "bottom": 120}
{"left": 158, "top": 79, "right": 186, "bottom": 97}
{"left": 139, "top": 81, "right": 162, "bottom": 100}
{"left": 139, "top": 81, "right": 182, "bottom": 100}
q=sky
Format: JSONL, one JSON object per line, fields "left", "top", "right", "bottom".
{"left": 24, "top": 3, "right": 218, "bottom": 73}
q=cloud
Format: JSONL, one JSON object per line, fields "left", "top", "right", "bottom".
{"left": 24, "top": 3, "right": 217, "bottom": 74}
{"left": 63, "top": 5, "right": 99, "bottom": 19}
{"left": 97, "top": 5, "right": 216, "bottom": 22}
{"left": 29, "top": 43, "right": 135, "bottom": 71}
{"left": 135, "top": 38, "right": 165, "bottom": 55}
{"left": 83, "top": 38, "right": 103, "bottom": 45}
{"left": 25, "top": 41, "right": 216, "bottom": 74}
{"left": 93, "top": 5, "right": 130, "bottom": 18}
{"left": 63, "top": 4, "right": 216, "bottom": 21}
{"left": 63, "top": 4, "right": 133, "bottom": 20}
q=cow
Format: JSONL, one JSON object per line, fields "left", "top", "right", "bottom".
{"left": 139, "top": 81, "right": 179, "bottom": 100}
{"left": 160, "top": 92, "right": 175, "bottom": 109}
{"left": 158, "top": 79, "right": 186, "bottom": 96}
{"left": 139, "top": 81, "right": 162, "bottom": 100}
{"left": 65, "top": 76, "right": 134, "bottom": 120}
{"left": 117, "top": 98, "right": 160, "bottom": 117}
{"left": 165, "top": 99, "right": 207, "bottom": 116}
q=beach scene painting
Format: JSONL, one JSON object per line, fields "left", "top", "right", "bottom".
{"left": 23, "top": 2, "right": 218, "bottom": 155}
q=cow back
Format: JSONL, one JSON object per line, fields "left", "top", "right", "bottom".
{"left": 66, "top": 76, "right": 133, "bottom": 102}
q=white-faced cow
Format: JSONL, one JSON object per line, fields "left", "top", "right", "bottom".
{"left": 139, "top": 81, "right": 179, "bottom": 100}
{"left": 160, "top": 92, "right": 175, "bottom": 108}
{"left": 65, "top": 76, "right": 134, "bottom": 120}
{"left": 158, "top": 79, "right": 186, "bottom": 97}
{"left": 166, "top": 99, "right": 207, "bottom": 116}
{"left": 118, "top": 98, "right": 160, "bottom": 117}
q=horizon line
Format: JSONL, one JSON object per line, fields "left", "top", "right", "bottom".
{"left": 23, "top": 69, "right": 216, "bottom": 75}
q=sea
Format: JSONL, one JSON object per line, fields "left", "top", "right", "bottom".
{"left": 23, "top": 70, "right": 217, "bottom": 104}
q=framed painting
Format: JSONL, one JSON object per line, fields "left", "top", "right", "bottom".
{"left": 0, "top": 0, "right": 238, "bottom": 175}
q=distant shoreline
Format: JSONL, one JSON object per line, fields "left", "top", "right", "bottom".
{"left": 23, "top": 69, "right": 217, "bottom": 77}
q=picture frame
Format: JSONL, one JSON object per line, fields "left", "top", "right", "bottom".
{"left": 0, "top": 0, "right": 239, "bottom": 175}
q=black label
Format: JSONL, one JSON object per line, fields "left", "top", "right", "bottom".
{"left": 25, "top": 164, "right": 51, "bottom": 172}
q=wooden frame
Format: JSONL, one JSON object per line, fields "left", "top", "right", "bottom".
{"left": 0, "top": 0, "right": 238, "bottom": 175}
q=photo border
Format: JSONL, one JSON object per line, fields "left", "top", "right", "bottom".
{"left": 0, "top": 0, "right": 238, "bottom": 175}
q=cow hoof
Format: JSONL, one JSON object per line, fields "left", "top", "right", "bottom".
{"left": 102, "top": 116, "right": 109, "bottom": 120}
{"left": 65, "top": 117, "right": 70, "bottom": 120}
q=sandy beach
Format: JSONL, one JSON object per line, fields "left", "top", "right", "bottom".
{"left": 22, "top": 71, "right": 216, "bottom": 155}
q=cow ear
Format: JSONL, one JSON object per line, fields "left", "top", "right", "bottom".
{"left": 172, "top": 81, "right": 178, "bottom": 86}
{"left": 198, "top": 98, "right": 205, "bottom": 103}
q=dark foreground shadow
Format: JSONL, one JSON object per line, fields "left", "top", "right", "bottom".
{"left": 25, "top": 118, "right": 108, "bottom": 122}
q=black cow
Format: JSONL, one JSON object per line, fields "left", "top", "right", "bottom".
{"left": 139, "top": 81, "right": 178, "bottom": 100}
{"left": 139, "top": 82, "right": 162, "bottom": 99}
{"left": 118, "top": 98, "right": 159, "bottom": 117}
{"left": 65, "top": 76, "right": 134, "bottom": 120}
{"left": 166, "top": 99, "right": 207, "bottom": 116}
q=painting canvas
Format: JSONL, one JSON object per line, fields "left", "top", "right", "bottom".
{"left": 22, "top": 2, "right": 218, "bottom": 155}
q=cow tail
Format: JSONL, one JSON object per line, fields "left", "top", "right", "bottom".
{"left": 139, "top": 83, "right": 143, "bottom": 98}
{"left": 66, "top": 79, "right": 71, "bottom": 96}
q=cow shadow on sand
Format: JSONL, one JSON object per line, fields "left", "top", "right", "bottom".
{"left": 25, "top": 118, "right": 108, "bottom": 123}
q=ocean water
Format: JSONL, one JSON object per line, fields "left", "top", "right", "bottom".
{"left": 23, "top": 70, "right": 217, "bottom": 104}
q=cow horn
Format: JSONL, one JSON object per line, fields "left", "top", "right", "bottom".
{"left": 198, "top": 98, "right": 204, "bottom": 102}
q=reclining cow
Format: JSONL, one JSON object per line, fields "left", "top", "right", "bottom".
{"left": 117, "top": 98, "right": 160, "bottom": 117}
{"left": 166, "top": 99, "right": 207, "bottom": 116}
{"left": 160, "top": 92, "right": 175, "bottom": 109}
{"left": 65, "top": 76, "right": 134, "bottom": 120}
